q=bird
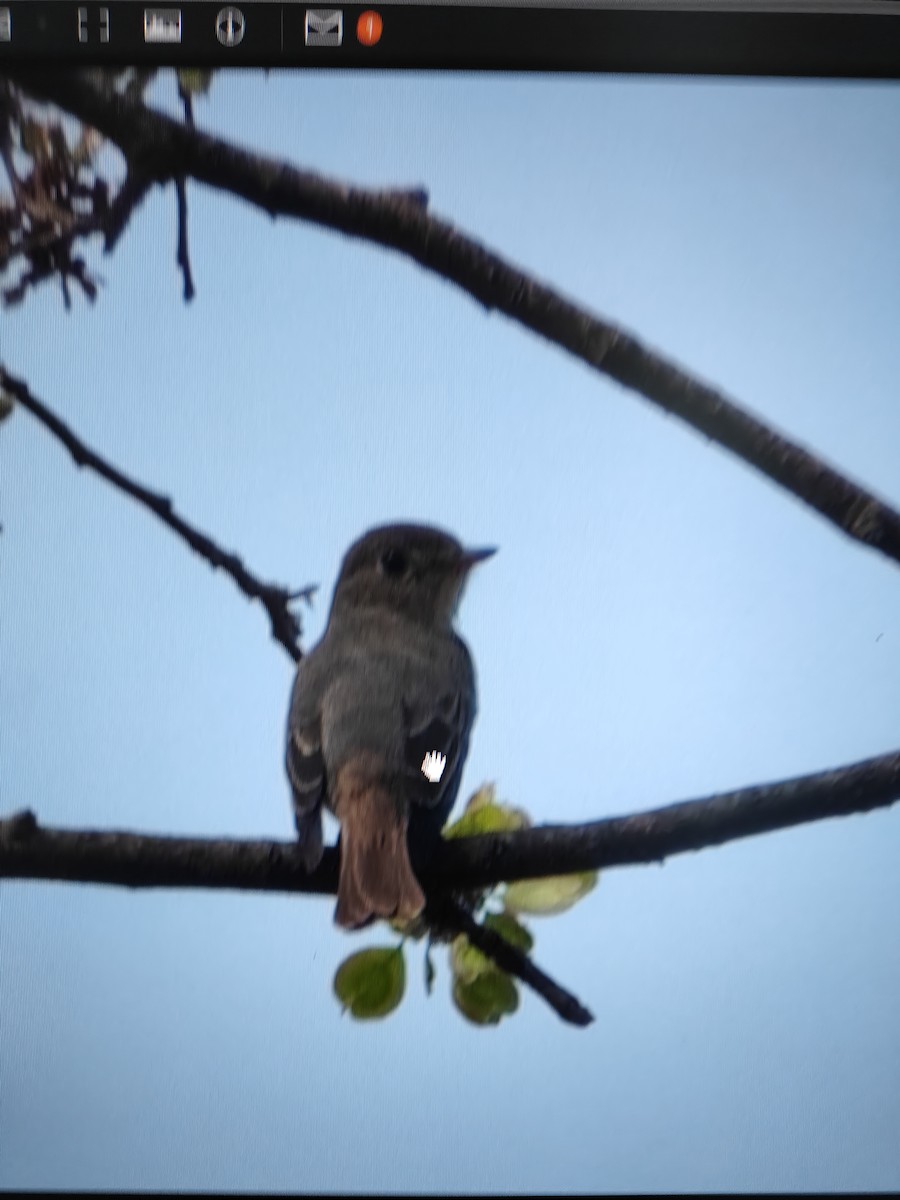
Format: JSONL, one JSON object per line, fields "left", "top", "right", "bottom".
{"left": 285, "top": 522, "right": 495, "bottom": 929}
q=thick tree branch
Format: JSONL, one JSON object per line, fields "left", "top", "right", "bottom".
{"left": 7, "top": 68, "right": 900, "bottom": 572}
{"left": 0, "top": 366, "right": 315, "bottom": 660}
{"left": 432, "top": 745, "right": 900, "bottom": 891}
{"left": 103, "top": 167, "right": 153, "bottom": 253}
{"left": 3, "top": 747, "right": 897, "bottom": 894}
{"left": 5, "top": 748, "right": 896, "bottom": 1026}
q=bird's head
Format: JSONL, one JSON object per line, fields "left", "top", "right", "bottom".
{"left": 331, "top": 523, "right": 496, "bottom": 628}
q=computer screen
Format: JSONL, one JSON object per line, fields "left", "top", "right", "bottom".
{"left": 2, "top": 6, "right": 899, "bottom": 1193}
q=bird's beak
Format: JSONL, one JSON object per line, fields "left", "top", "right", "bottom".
{"left": 460, "top": 546, "right": 497, "bottom": 572}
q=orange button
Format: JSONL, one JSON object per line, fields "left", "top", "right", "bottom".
{"left": 357, "top": 10, "right": 382, "bottom": 46}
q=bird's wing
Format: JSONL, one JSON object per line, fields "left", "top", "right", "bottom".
{"left": 286, "top": 664, "right": 327, "bottom": 815}
{"left": 286, "top": 716, "right": 325, "bottom": 813}
{"left": 286, "top": 665, "right": 328, "bottom": 871}
{"left": 402, "top": 642, "right": 476, "bottom": 814}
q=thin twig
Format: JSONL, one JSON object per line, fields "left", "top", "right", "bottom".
{"left": 426, "top": 894, "right": 594, "bottom": 1027}
{"left": 7, "top": 69, "right": 900, "bottom": 572}
{"left": 0, "top": 170, "right": 152, "bottom": 286}
{"left": 174, "top": 77, "right": 195, "bottom": 300}
{"left": 0, "top": 183, "right": 141, "bottom": 270}
{"left": 0, "top": 366, "right": 309, "bottom": 660}
{"left": 177, "top": 81, "right": 195, "bottom": 129}
{"left": 174, "top": 175, "right": 195, "bottom": 301}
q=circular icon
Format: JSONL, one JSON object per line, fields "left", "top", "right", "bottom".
{"left": 356, "top": 11, "right": 383, "bottom": 46}
{"left": 216, "top": 6, "right": 245, "bottom": 47}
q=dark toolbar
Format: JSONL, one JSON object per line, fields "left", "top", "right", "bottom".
{"left": 1, "top": 2, "right": 900, "bottom": 74}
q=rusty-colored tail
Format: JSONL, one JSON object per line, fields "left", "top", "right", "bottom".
{"left": 332, "top": 758, "right": 426, "bottom": 929}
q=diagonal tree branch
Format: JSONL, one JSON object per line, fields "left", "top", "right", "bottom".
{"left": 0, "top": 366, "right": 315, "bottom": 660}
{"left": 6, "top": 68, "right": 900, "bottom": 573}
{"left": 103, "top": 166, "right": 154, "bottom": 253}
{"left": 425, "top": 894, "right": 594, "bottom": 1027}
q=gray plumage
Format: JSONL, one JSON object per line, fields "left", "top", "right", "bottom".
{"left": 285, "top": 523, "right": 494, "bottom": 928}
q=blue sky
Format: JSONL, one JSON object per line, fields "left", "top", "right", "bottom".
{"left": 2, "top": 70, "right": 899, "bottom": 1191}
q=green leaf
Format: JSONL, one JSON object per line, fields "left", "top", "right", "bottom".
{"left": 450, "top": 934, "right": 492, "bottom": 984}
{"left": 177, "top": 69, "right": 214, "bottom": 96}
{"left": 464, "top": 784, "right": 500, "bottom": 813}
{"left": 388, "top": 911, "right": 428, "bottom": 940}
{"left": 453, "top": 970, "right": 519, "bottom": 1026}
{"left": 504, "top": 871, "right": 598, "bottom": 916}
{"left": 484, "top": 911, "right": 534, "bottom": 953}
{"left": 443, "top": 784, "right": 531, "bottom": 840}
{"left": 333, "top": 947, "right": 405, "bottom": 1020}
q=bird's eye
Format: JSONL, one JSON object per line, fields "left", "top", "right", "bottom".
{"left": 379, "top": 547, "right": 408, "bottom": 578}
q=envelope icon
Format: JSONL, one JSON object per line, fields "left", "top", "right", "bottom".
{"left": 305, "top": 9, "right": 342, "bottom": 47}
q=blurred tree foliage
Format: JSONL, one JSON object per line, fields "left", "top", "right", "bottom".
{"left": 0, "top": 68, "right": 211, "bottom": 308}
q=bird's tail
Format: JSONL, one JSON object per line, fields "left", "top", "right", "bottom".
{"left": 331, "top": 756, "right": 426, "bottom": 930}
